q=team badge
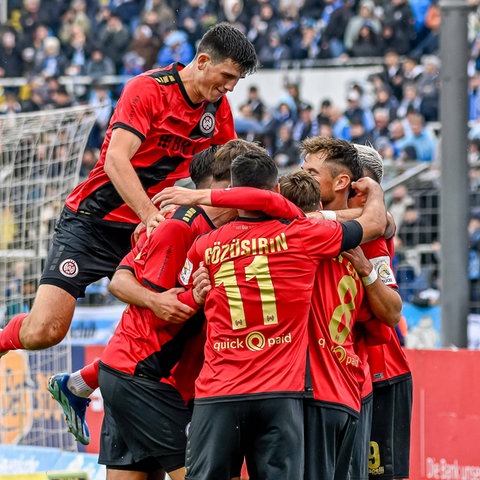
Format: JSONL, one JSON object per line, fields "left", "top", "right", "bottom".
{"left": 59, "top": 259, "right": 79, "bottom": 278}
{"left": 199, "top": 112, "right": 215, "bottom": 135}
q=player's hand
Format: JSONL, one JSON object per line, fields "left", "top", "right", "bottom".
{"left": 132, "top": 222, "right": 146, "bottom": 244}
{"left": 159, "top": 203, "right": 177, "bottom": 218}
{"left": 145, "top": 210, "right": 165, "bottom": 237}
{"left": 150, "top": 287, "right": 196, "bottom": 323}
{"left": 351, "top": 177, "right": 382, "bottom": 197}
{"left": 341, "top": 247, "right": 372, "bottom": 277}
{"left": 152, "top": 187, "right": 209, "bottom": 209}
{"left": 192, "top": 265, "right": 211, "bottom": 306}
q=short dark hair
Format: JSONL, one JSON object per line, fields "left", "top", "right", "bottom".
{"left": 231, "top": 150, "right": 278, "bottom": 190}
{"left": 212, "top": 139, "right": 266, "bottom": 182}
{"left": 189, "top": 146, "right": 218, "bottom": 188}
{"left": 280, "top": 170, "right": 321, "bottom": 213}
{"left": 300, "top": 136, "right": 362, "bottom": 197}
{"left": 196, "top": 23, "right": 258, "bottom": 76}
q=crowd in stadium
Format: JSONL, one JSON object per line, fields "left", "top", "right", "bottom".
{"left": 1, "top": 0, "right": 480, "bottom": 310}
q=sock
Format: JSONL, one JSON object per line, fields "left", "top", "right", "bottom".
{"left": 0, "top": 313, "right": 27, "bottom": 351}
{"left": 66, "top": 357, "right": 100, "bottom": 397}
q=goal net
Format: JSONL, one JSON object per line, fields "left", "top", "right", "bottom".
{"left": 0, "top": 105, "right": 98, "bottom": 450}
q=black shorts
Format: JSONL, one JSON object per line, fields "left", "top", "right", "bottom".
{"left": 304, "top": 401, "right": 359, "bottom": 480}
{"left": 185, "top": 397, "right": 304, "bottom": 480}
{"left": 369, "top": 375, "right": 413, "bottom": 480}
{"left": 350, "top": 394, "right": 373, "bottom": 480}
{"left": 98, "top": 363, "right": 192, "bottom": 473}
{"left": 40, "top": 207, "right": 135, "bottom": 298}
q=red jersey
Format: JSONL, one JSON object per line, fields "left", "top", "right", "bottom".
{"left": 366, "top": 235, "right": 411, "bottom": 385}
{"left": 181, "top": 214, "right": 363, "bottom": 401}
{"left": 308, "top": 254, "right": 367, "bottom": 413}
{"left": 101, "top": 206, "right": 214, "bottom": 392}
{"left": 66, "top": 63, "right": 236, "bottom": 226}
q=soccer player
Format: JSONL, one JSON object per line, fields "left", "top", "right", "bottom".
{"left": 343, "top": 144, "right": 403, "bottom": 480}
{"left": 0, "top": 23, "right": 257, "bottom": 357}
{"left": 176, "top": 150, "right": 386, "bottom": 479}
{"left": 345, "top": 147, "right": 412, "bottom": 480}
{"left": 47, "top": 140, "right": 265, "bottom": 448}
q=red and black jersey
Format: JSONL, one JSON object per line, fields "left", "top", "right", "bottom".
{"left": 66, "top": 63, "right": 236, "bottom": 226}
{"left": 101, "top": 205, "right": 215, "bottom": 391}
{"left": 366, "top": 235, "right": 411, "bottom": 385}
{"left": 180, "top": 214, "right": 362, "bottom": 401}
{"left": 308, "top": 254, "right": 367, "bottom": 414}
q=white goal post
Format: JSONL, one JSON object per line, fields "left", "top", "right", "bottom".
{"left": 0, "top": 105, "right": 98, "bottom": 450}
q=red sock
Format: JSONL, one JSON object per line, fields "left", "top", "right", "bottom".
{"left": 0, "top": 313, "right": 27, "bottom": 351}
{"left": 80, "top": 357, "right": 100, "bottom": 390}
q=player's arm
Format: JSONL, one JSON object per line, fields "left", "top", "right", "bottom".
{"left": 342, "top": 247, "right": 402, "bottom": 327}
{"left": 349, "top": 177, "right": 387, "bottom": 244}
{"left": 154, "top": 186, "right": 303, "bottom": 218}
{"left": 104, "top": 128, "right": 163, "bottom": 235}
{"left": 109, "top": 269, "right": 194, "bottom": 323}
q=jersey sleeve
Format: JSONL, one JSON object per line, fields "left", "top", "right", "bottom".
{"left": 141, "top": 219, "right": 195, "bottom": 292}
{"left": 211, "top": 187, "right": 303, "bottom": 218}
{"left": 178, "top": 240, "right": 204, "bottom": 289}
{"left": 111, "top": 75, "right": 158, "bottom": 141}
{"left": 296, "top": 217, "right": 346, "bottom": 260}
{"left": 361, "top": 237, "right": 398, "bottom": 288}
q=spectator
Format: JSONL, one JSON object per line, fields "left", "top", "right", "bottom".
{"left": 0, "top": 90, "right": 23, "bottom": 115}
{"left": 316, "top": 98, "right": 333, "bottom": 125}
{"left": 241, "top": 84, "right": 266, "bottom": 122}
{"left": 401, "top": 113, "right": 437, "bottom": 162}
{"left": 98, "top": 13, "right": 131, "bottom": 72}
{"left": 378, "top": 49, "right": 404, "bottom": 101}
{"left": 292, "top": 102, "right": 319, "bottom": 142}
{"left": 273, "top": 123, "right": 300, "bottom": 167}
{"left": 382, "top": 0, "right": 416, "bottom": 55}
{"left": 50, "top": 85, "right": 75, "bottom": 108}
{"left": 344, "top": 0, "right": 381, "bottom": 54}
{"left": 63, "top": 25, "right": 94, "bottom": 77}
{"left": 321, "top": 0, "right": 354, "bottom": 58}
{"left": 397, "top": 82, "right": 422, "bottom": 119}
{"left": 86, "top": 81, "right": 114, "bottom": 149}
{"left": 247, "top": 3, "right": 277, "bottom": 53}
{"left": 32, "top": 36, "right": 68, "bottom": 78}
{"left": 79, "top": 147, "right": 99, "bottom": 180}
{"left": 85, "top": 47, "right": 116, "bottom": 79}
{"left": 371, "top": 85, "right": 399, "bottom": 121}
{"left": 119, "top": 51, "right": 145, "bottom": 77}
{"left": 396, "top": 204, "right": 429, "bottom": 247}
{"left": 349, "top": 118, "right": 373, "bottom": 145}
{"left": 258, "top": 31, "right": 291, "bottom": 69}
{"left": 218, "top": 0, "right": 250, "bottom": 26}
{"left": 344, "top": 88, "right": 374, "bottom": 132}
{"left": 177, "top": 0, "right": 216, "bottom": 46}
{"left": 371, "top": 107, "right": 392, "bottom": 148}
{"left": 411, "top": 0, "right": 440, "bottom": 58}
{"left": 330, "top": 105, "right": 351, "bottom": 140}
{"left": 389, "top": 119, "right": 409, "bottom": 158}
{"left": 140, "top": 0, "right": 176, "bottom": 34}
{"left": 290, "top": 17, "right": 321, "bottom": 62}
{"left": 350, "top": 21, "right": 384, "bottom": 58}
{"left": 156, "top": 29, "right": 194, "bottom": 66}
{"left": 402, "top": 55, "right": 424, "bottom": 83}
{"left": 128, "top": 24, "right": 161, "bottom": 70}
{"left": 0, "top": 30, "right": 25, "bottom": 79}
{"left": 417, "top": 55, "right": 440, "bottom": 122}
{"left": 469, "top": 208, "right": 480, "bottom": 314}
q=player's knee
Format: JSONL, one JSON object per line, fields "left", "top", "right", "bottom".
{"left": 20, "top": 313, "right": 70, "bottom": 349}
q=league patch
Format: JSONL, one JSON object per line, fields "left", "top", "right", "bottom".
{"left": 370, "top": 256, "right": 396, "bottom": 286}
{"left": 199, "top": 112, "right": 215, "bottom": 135}
{"left": 59, "top": 259, "right": 79, "bottom": 278}
{"left": 180, "top": 258, "right": 193, "bottom": 286}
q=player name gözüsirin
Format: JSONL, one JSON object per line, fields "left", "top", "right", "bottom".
{"left": 204, "top": 233, "right": 288, "bottom": 265}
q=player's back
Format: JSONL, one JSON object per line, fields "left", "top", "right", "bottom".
{"left": 187, "top": 215, "right": 345, "bottom": 401}
{"left": 308, "top": 253, "right": 366, "bottom": 413}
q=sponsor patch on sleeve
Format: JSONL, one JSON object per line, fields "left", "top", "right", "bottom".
{"left": 369, "top": 255, "right": 396, "bottom": 285}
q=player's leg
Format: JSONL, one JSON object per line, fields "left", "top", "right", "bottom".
{"left": 245, "top": 398, "right": 304, "bottom": 480}
{"left": 185, "top": 403, "right": 243, "bottom": 480}
{"left": 304, "top": 401, "right": 358, "bottom": 480}
{"left": 350, "top": 394, "right": 373, "bottom": 480}
{"left": 99, "top": 363, "right": 191, "bottom": 478}
{"left": 48, "top": 358, "right": 100, "bottom": 445}
{"left": 392, "top": 375, "right": 413, "bottom": 480}
{"left": 369, "top": 384, "right": 396, "bottom": 479}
